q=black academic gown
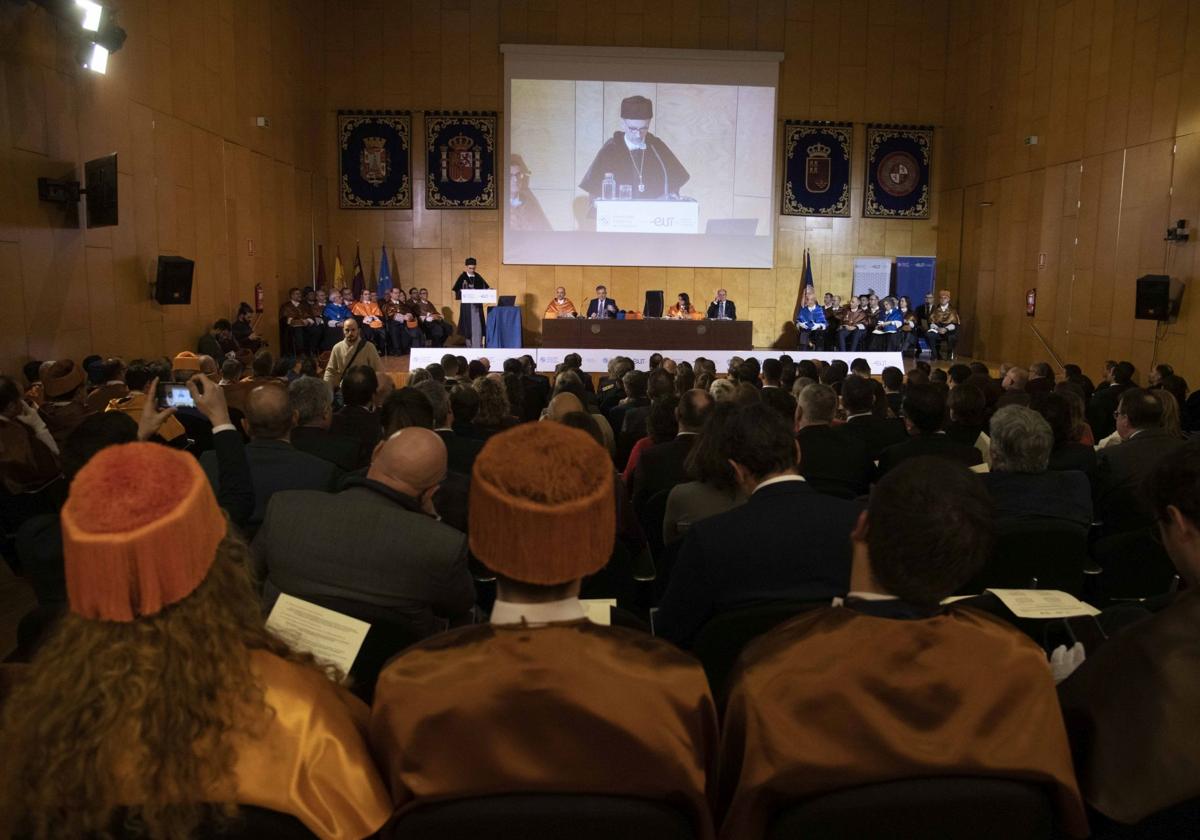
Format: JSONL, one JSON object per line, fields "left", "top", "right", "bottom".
{"left": 579, "top": 132, "right": 690, "bottom": 201}
{"left": 451, "top": 272, "right": 488, "bottom": 343}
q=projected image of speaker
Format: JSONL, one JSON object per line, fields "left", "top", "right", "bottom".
{"left": 84, "top": 153, "right": 118, "bottom": 228}
{"left": 154, "top": 256, "right": 195, "bottom": 305}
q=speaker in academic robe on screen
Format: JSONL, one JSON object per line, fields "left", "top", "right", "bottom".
{"left": 154, "top": 256, "right": 195, "bottom": 305}
{"left": 1134, "top": 274, "right": 1170, "bottom": 321}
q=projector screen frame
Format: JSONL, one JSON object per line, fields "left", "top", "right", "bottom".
{"left": 501, "top": 44, "right": 783, "bottom": 270}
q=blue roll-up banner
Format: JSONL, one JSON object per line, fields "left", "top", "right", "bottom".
{"left": 895, "top": 256, "right": 936, "bottom": 305}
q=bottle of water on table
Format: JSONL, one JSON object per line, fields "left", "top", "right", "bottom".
{"left": 601, "top": 172, "right": 616, "bottom": 201}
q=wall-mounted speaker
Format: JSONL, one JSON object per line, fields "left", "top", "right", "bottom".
{"left": 1134, "top": 274, "right": 1185, "bottom": 322}
{"left": 154, "top": 256, "right": 194, "bottom": 305}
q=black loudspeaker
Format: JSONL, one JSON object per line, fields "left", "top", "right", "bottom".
{"left": 154, "top": 256, "right": 194, "bottom": 305}
{"left": 1134, "top": 275, "right": 1171, "bottom": 321}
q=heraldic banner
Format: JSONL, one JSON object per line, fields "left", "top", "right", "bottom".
{"left": 781, "top": 121, "right": 852, "bottom": 217}
{"left": 339, "top": 110, "right": 412, "bottom": 209}
{"left": 425, "top": 111, "right": 497, "bottom": 210}
{"left": 864, "top": 125, "right": 932, "bottom": 219}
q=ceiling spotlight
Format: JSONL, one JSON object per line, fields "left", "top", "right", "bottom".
{"left": 75, "top": 0, "right": 103, "bottom": 32}
{"left": 82, "top": 42, "right": 109, "bottom": 74}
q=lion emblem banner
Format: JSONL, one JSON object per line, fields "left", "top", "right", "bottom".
{"left": 781, "top": 121, "right": 852, "bottom": 217}
{"left": 425, "top": 111, "right": 497, "bottom": 209}
{"left": 338, "top": 110, "right": 412, "bottom": 209}
{"left": 864, "top": 125, "right": 932, "bottom": 219}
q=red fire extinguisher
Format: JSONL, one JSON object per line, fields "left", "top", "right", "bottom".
{"left": 254, "top": 282, "right": 264, "bottom": 314}
{"left": 1026, "top": 289, "right": 1036, "bottom": 317}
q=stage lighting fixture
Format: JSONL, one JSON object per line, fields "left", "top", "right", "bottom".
{"left": 75, "top": 0, "right": 103, "bottom": 31}
{"left": 82, "top": 42, "right": 108, "bottom": 74}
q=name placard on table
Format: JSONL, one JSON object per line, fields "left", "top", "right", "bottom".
{"left": 595, "top": 200, "right": 700, "bottom": 234}
{"left": 461, "top": 289, "right": 497, "bottom": 305}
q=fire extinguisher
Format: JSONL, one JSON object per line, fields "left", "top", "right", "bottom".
{"left": 254, "top": 282, "right": 264, "bottom": 314}
{"left": 1026, "top": 289, "right": 1036, "bottom": 317}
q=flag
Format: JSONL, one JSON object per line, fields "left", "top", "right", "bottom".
{"left": 314, "top": 244, "right": 325, "bottom": 290}
{"left": 333, "top": 247, "right": 345, "bottom": 290}
{"left": 794, "top": 248, "right": 815, "bottom": 319}
{"left": 352, "top": 244, "right": 365, "bottom": 299}
{"left": 377, "top": 245, "right": 392, "bottom": 295}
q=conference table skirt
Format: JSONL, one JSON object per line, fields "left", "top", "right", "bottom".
{"left": 542, "top": 318, "right": 752, "bottom": 350}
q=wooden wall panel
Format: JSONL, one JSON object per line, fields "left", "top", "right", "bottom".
{"left": 941, "top": 0, "right": 1200, "bottom": 385}
{"left": 319, "top": 0, "right": 949, "bottom": 348}
{"left": 0, "top": 0, "right": 324, "bottom": 378}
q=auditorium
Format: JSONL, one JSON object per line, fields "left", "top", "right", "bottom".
{"left": 1, "top": 1, "right": 1199, "bottom": 838}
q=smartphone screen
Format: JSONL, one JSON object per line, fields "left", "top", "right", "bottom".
{"left": 157, "top": 382, "right": 195, "bottom": 409}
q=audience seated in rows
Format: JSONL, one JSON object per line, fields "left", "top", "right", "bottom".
{"left": 877, "top": 383, "right": 984, "bottom": 475}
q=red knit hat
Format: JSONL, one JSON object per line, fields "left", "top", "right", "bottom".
{"left": 61, "top": 442, "right": 227, "bottom": 622}
{"left": 470, "top": 422, "right": 615, "bottom": 585}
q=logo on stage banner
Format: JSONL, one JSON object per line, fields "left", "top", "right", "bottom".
{"left": 782, "top": 122, "right": 852, "bottom": 217}
{"left": 864, "top": 125, "right": 932, "bottom": 219}
{"left": 426, "top": 112, "right": 497, "bottom": 209}
{"left": 339, "top": 111, "right": 412, "bottom": 209}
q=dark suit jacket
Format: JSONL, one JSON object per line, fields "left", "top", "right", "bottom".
{"left": 841, "top": 414, "right": 909, "bottom": 461}
{"left": 290, "top": 425, "right": 362, "bottom": 472}
{"left": 201, "top": 438, "right": 340, "bottom": 537}
{"left": 609, "top": 397, "right": 650, "bottom": 443}
{"left": 1049, "top": 442, "right": 1097, "bottom": 484}
{"left": 877, "top": 432, "right": 984, "bottom": 476}
{"left": 253, "top": 479, "right": 474, "bottom": 639}
{"left": 1093, "top": 429, "right": 1184, "bottom": 536}
{"left": 995, "top": 390, "right": 1032, "bottom": 410}
{"left": 656, "top": 478, "right": 861, "bottom": 647}
{"left": 520, "top": 375, "right": 550, "bottom": 422}
{"left": 982, "top": 470, "right": 1092, "bottom": 529}
{"left": 586, "top": 298, "right": 619, "bottom": 318}
{"left": 437, "top": 429, "right": 485, "bottom": 477}
{"left": 330, "top": 404, "right": 382, "bottom": 468}
{"left": 631, "top": 434, "right": 697, "bottom": 509}
{"left": 1088, "top": 382, "right": 1132, "bottom": 441}
{"left": 796, "top": 425, "right": 873, "bottom": 499}
{"left": 706, "top": 300, "right": 737, "bottom": 320}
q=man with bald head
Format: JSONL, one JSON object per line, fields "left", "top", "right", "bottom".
{"left": 201, "top": 383, "right": 341, "bottom": 537}
{"left": 547, "top": 391, "right": 616, "bottom": 456}
{"left": 253, "top": 421, "right": 474, "bottom": 638}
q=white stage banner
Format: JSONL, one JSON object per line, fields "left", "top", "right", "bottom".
{"left": 408, "top": 348, "right": 903, "bottom": 375}
{"left": 594, "top": 199, "right": 700, "bottom": 234}
{"left": 853, "top": 257, "right": 892, "bottom": 298}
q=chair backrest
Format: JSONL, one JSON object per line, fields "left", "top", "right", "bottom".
{"left": 766, "top": 777, "right": 1054, "bottom": 840}
{"left": 643, "top": 290, "right": 664, "bottom": 318}
{"left": 581, "top": 540, "right": 638, "bottom": 608}
{"left": 637, "top": 489, "right": 672, "bottom": 560}
{"left": 963, "top": 520, "right": 1089, "bottom": 595}
{"left": 1091, "top": 526, "right": 1178, "bottom": 601}
{"left": 111, "top": 804, "right": 317, "bottom": 839}
{"left": 385, "top": 794, "right": 696, "bottom": 840}
{"left": 691, "top": 601, "right": 825, "bottom": 702}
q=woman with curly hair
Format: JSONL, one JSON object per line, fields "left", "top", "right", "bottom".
{"left": 0, "top": 442, "right": 391, "bottom": 840}
{"left": 471, "top": 374, "right": 516, "bottom": 440}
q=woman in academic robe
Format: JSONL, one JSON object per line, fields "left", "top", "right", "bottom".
{"left": 0, "top": 442, "right": 391, "bottom": 840}
{"left": 897, "top": 295, "right": 918, "bottom": 355}
{"left": 666, "top": 293, "right": 703, "bottom": 320}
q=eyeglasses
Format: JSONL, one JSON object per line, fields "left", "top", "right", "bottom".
{"left": 1113, "top": 410, "right": 1126, "bottom": 419}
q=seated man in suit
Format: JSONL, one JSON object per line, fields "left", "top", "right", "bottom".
{"left": 718, "top": 458, "right": 1088, "bottom": 839}
{"left": 585, "top": 284, "right": 619, "bottom": 319}
{"left": 201, "top": 383, "right": 340, "bottom": 538}
{"left": 1059, "top": 440, "right": 1200, "bottom": 827}
{"left": 794, "top": 383, "right": 872, "bottom": 499}
{"left": 369, "top": 422, "right": 718, "bottom": 837}
{"left": 286, "top": 375, "right": 360, "bottom": 472}
{"left": 708, "top": 288, "right": 736, "bottom": 320}
{"left": 877, "top": 383, "right": 984, "bottom": 477}
{"left": 253, "top": 426, "right": 475, "bottom": 638}
{"left": 1087, "top": 360, "right": 1135, "bottom": 440}
{"left": 631, "top": 388, "right": 714, "bottom": 509}
{"left": 983, "top": 405, "right": 1091, "bottom": 530}
{"left": 838, "top": 375, "right": 908, "bottom": 461}
{"left": 412, "top": 379, "right": 484, "bottom": 477}
{"left": 656, "top": 403, "right": 862, "bottom": 647}
{"left": 1093, "top": 387, "right": 1185, "bottom": 538}
{"left": 330, "top": 366, "right": 383, "bottom": 469}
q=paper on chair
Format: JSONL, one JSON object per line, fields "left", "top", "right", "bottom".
{"left": 987, "top": 589, "right": 1101, "bottom": 619}
{"left": 266, "top": 594, "right": 371, "bottom": 674}
{"left": 580, "top": 599, "right": 617, "bottom": 626}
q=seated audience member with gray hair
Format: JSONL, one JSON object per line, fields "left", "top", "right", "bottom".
{"left": 981, "top": 405, "right": 1091, "bottom": 530}
{"left": 287, "top": 376, "right": 361, "bottom": 472}
{"left": 794, "top": 383, "right": 873, "bottom": 499}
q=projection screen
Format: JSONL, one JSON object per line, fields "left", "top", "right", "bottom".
{"left": 502, "top": 45, "right": 782, "bottom": 269}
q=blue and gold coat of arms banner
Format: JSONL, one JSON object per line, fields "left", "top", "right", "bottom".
{"left": 338, "top": 110, "right": 412, "bottom": 209}
{"left": 781, "top": 121, "right": 852, "bottom": 217}
{"left": 864, "top": 125, "right": 932, "bottom": 219}
{"left": 425, "top": 111, "right": 497, "bottom": 210}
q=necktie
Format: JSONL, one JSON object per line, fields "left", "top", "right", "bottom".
{"left": 719, "top": 301, "right": 725, "bottom": 318}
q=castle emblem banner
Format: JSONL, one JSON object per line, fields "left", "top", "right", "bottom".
{"left": 338, "top": 110, "right": 412, "bottom": 209}
{"left": 425, "top": 111, "right": 498, "bottom": 209}
{"left": 864, "top": 125, "right": 932, "bottom": 219}
{"left": 781, "top": 122, "right": 852, "bottom": 217}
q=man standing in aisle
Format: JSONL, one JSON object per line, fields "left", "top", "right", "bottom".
{"left": 451, "top": 257, "right": 489, "bottom": 348}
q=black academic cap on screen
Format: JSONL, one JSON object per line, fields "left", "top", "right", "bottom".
{"left": 465, "top": 257, "right": 477, "bottom": 265}
{"left": 621, "top": 95, "right": 653, "bottom": 120}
